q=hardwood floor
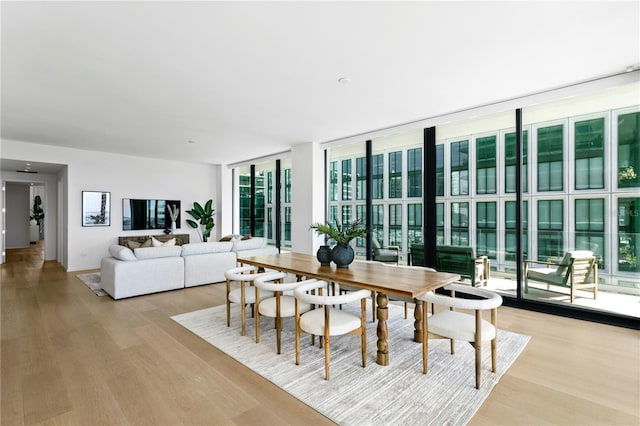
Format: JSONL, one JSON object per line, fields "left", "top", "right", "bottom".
{"left": 2, "top": 243, "right": 639, "bottom": 425}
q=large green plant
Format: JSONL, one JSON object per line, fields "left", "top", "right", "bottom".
{"left": 30, "top": 195, "right": 44, "bottom": 226}
{"left": 310, "top": 219, "right": 367, "bottom": 245}
{"left": 185, "top": 200, "right": 215, "bottom": 242}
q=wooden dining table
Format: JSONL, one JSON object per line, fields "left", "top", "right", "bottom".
{"left": 236, "top": 252, "right": 460, "bottom": 366}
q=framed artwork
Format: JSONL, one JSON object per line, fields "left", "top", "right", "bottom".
{"left": 82, "top": 191, "right": 111, "bottom": 227}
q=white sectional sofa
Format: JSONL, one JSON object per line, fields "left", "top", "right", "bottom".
{"left": 182, "top": 241, "right": 237, "bottom": 287}
{"left": 100, "top": 237, "right": 278, "bottom": 299}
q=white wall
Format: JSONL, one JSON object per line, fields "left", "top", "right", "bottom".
{"left": 291, "top": 142, "right": 325, "bottom": 255}
{"left": 5, "top": 182, "right": 30, "bottom": 248}
{"left": 216, "top": 165, "right": 234, "bottom": 237}
{"left": 2, "top": 140, "right": 220, "bottom": 271}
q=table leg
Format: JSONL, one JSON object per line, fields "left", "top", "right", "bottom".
{"left": 376, "top": 292, "right": 389, "bottom": 366}
{"left": 414, "top": 299, "right": 422, "bottom": 343}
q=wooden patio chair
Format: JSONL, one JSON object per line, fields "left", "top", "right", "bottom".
{"left": 524, "top": 250, "right": 598, "bottom": 303}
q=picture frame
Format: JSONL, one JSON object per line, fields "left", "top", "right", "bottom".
{"left": 82, "top": 191, "right": 111, "bottom": 227}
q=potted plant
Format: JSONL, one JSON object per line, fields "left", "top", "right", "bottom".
{"left": 167, "top": 204, "right": 180, "bottom": 234}
{"left": 30, "top": 195, "right": 44, "bottom": 240}
{"left": 186, "top": 200, "right": 215, "bottom": 242}
{"left": 310, "top": 219, "right": 367, "bottom": 268}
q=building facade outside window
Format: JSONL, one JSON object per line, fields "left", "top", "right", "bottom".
{"left": 536, "top": 123, "right": 564, "bottom": 192}
{"left": 450, "top": 140, "right": 469, "bottom": 196}
{"left": 407, "top": 147, "right": 422, "bottom": 198}
{"left": 505, "top": 130, "right": 528, "bottom": 193}
{"left": 476, "top": 135, "right": 497, "bottom": 194}
{"left": 389, "top": 151, "right": 402, "bottom": 199}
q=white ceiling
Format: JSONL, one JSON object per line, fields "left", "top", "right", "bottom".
{"left": 2, "top": 1, "right": 639, "bottom": 168}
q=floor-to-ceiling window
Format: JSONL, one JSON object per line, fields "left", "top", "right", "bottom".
{"left": 320, "top": 75, "right": 638, "bottom": 323}
{"left": 232, "top": 74, "right": 637, "bottom": 325}
{"left": 327, "top": 142, "right": 366, "bottom": 254}
{"left": 327, "top": 133, "right": 423, "bottom": 261}
{"left": 235, "top": 157, "right": 291, "bottom": 248}
{"left": 520, "top": 81, "right": 638, "bottom": 314}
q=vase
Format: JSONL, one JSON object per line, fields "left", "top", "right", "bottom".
{"left": 171, "top": 221, "right": 177, "bottom": 234}
{"left": 332, "top": 244, "right": 354, "bottom": 268}
{"left": 316, "top": 245, "right": 333, "bottom": 266}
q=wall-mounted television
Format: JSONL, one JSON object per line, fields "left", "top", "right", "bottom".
{"left": 122, "top": 199, "right": 181, "bottom": 231}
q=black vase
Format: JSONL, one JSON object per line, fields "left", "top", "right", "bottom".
{"left": 316, "top": 245, "right": 333, "bottom": 266}
{"left": 332, "top": 244, "right": 354, "bottom": 268}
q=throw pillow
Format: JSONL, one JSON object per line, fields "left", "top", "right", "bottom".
{"left": 219, "top": 235, "right": 233, "bottom": 242}
{"left": 241, "top": 234, "right": 252, "bottom": 240}
{"left": 109, "top": 245, "right": 137, "bottom": 261}
{"left": 126, "top": 239, "right": 152, "bottom": 250}
{"left": 151, "top": 236, "right": 176, "bottom": 247}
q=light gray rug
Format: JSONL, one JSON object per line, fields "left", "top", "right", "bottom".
{"left": 76, "top": 272, "right": 108, "bottom": 296}
{"left": 172, "top": 302, "right": 530, "bottom": 425}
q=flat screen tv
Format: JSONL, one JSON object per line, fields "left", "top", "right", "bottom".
{"left": 122, "top": 199, "right": 181, "bottom": 231}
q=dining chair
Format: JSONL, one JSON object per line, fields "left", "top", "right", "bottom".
{"left": 294, "top": 279, "right": 370, "bottom": 380}
{"left": 254, "top": 272, "right": 312, "bottom": 354}
{"left": 417, "top": 283, "right": 502, "bottom": 389}
{"left": 224, "top": 266, "right": 273, "bottom": 336}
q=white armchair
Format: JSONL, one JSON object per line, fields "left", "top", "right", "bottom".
{"left": 254, "top": 272, "right": 311, "bottom": 354}
{"left": 224, "top": 266, "right": 273, "bottom": 336}
{"left": 417, "top": 283, "right": 502, "bottom": 389}
{"left": 294, "top": 280, "right": 370, "bottom": 380}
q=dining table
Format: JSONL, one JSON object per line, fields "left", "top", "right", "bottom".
{"left": 236, "top": 252, "right": 460, "bottom": 366}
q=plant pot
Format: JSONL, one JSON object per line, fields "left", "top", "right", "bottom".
{"left": 332, "top": 244, "right": 354, "bottom": 268}
{"left": 316, "top": 245, "right": 333, "bottom": 266}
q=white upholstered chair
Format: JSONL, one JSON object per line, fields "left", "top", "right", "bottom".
{"left": 254, "top": 272, "right": 312, "bottom": 354}
{"left": 294, "top": 280, "right": 370, "bottom": 380}
{"left": 417, "top": 283, "right": 503, "bottom": 389}
{"left": 224, "top": 266, "right": 273, "bottom": 336}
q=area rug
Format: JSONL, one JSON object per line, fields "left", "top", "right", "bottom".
{"left": 76, "top": 272, "right": 108, "bottom": 296}
{"left": 172, "top": 302, "right": 530, "bottom": 425}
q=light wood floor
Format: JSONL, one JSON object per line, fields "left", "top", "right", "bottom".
{"left": 2, "top": 242, "right": 639, "bottom": 426}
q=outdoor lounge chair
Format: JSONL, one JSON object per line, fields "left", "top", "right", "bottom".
{"left": 524, "top": 250, "right": 598, "bottom": 303}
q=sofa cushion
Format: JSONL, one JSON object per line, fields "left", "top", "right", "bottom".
{"left": 126, "top": 238, "right": 152, "bottom": 249}
{"left": 151, "top": 236, "right": 176, "bottom": 247}
{"left": 134, "top": 246, "right": 183, "bottom": 260}
{"left": 232, "top": 237, "right": 267, "bottom": 252}
{"left": 181, "top": 241, "right": 233, "bottom": 256}
{"left": 109, "top": 244, "right": 137, "bottom": 261}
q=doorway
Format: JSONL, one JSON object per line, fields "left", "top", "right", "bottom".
{"left": 3, "top": 181, "right": 45, "bottom": 265}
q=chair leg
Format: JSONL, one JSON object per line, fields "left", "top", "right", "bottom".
{"left": 255, "top": 308, "right": 261, "bottom": 343}
{"left": 276, "top": 315, "right": 282, "bottom": 355}
{"left": 475, "top": 310, "right": 482, "bottom": 389}
{"left": 371, "top": 292, "right": 376, "bottom": 322}
{"left": 295, "top": 317, "right": 300, "bottom": 366}
{"left": 240, "top": 282, "right": 246, "bottom": 336}
{"left": 475, "top": 340, "right": 481, "bottom": 389}
{"left": 361, "top": 298, "right": 366, "bottom": 368}
{"left": 421, "top": 300, "right": 428, "bottom": 374}
{"left": 324, "top": 333, "right": 330, "bottom": 381}
{"left": 491, "top": 308, "right": 497, "bottom": 373}
{"left": 404, "top": 302, "right": 407, "bottom": 320}
{"left": 226, "top": 279, "right": 231, "bottom": 327}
